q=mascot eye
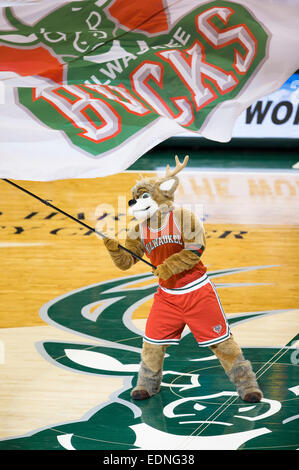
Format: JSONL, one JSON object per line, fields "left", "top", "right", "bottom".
{"left": 141, "top": 193, "right": 150, "bottom": 199}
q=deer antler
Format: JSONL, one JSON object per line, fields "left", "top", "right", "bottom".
{"left": 165, "top": 155, "right": 189, "bottom": 178}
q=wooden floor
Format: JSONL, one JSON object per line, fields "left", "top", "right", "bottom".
{"left": 0, "top": 164, "right": 298, "bottom": 451}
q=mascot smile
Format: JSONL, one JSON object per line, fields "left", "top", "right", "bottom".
{"left": 128, "top": 192, "right": 158, "bottom": 220}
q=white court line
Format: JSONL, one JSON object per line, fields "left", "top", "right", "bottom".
{"left": 177, "top": 341, "right": 296, "bottom": 450}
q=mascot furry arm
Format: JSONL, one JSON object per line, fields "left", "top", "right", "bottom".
{"left": 103, "top": 224, "right": 144, "bottom": 271}
{"left": 104, "top": 155, "right": 206, "bottom": 279}
{"left": 104, "top": 207, "right": 205, "bottom": 278}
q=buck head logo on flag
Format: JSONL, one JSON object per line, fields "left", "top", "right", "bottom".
{"left": 0, "top": 0, "right": 298, "bottom": 180}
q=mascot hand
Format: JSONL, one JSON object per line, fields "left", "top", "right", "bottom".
{"left": 103, "top": 237, "right": 119, "bottom": 253}
{"left": 154, "top": 263, "right": 172, "bottom": 280}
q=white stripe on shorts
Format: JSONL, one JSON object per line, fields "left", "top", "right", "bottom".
{"left": 160, "top": 273, "right": 209, "bottom": 295}
{"left": 143, "top": 336, "right": 180, "bottom": 346}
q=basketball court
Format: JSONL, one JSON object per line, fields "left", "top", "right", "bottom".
{"left": 0, "top": 145, "right": 298, "bottom": 451}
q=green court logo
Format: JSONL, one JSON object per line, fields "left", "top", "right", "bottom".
{"left": 0, "top": 265, "right": 298, "bottom": 450}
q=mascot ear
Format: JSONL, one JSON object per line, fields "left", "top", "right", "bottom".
{"left": 154, "top": 155, "right": 188, "bottom": 199}
{"left": 154, "top": 175, "right": 179, "bottom": 200}
{"left": 159, "top": 178, "right": 177, "bottom": 192}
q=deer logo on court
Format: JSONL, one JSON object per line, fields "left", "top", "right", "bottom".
{"left": 0, "top": 267, "right": 297, "bottom": 450}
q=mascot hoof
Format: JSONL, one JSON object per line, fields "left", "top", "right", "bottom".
{"left": 243, "top": 390, "right": 263, "bottom": 403}
{"left": 228, "top": 358, "right": 263, "bottom": 403}
{"left": 131, "top": 388, "right": 151, "bottom": 400}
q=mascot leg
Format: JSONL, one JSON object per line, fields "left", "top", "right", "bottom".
{"left": 210, "top": 336, "right": 263, "bottom": 403}
{"left": 131, "top": 341, "right": 166, "bottom": 400}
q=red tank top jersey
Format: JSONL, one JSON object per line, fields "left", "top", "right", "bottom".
{"left": 140, "top": 210, "right": 207, "bottom": 289}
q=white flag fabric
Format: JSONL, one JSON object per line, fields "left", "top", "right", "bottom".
{"left": 0, "top": 0, "right": 298, "bottom": 181}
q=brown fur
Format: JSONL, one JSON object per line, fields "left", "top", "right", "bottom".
{"left": 142, "top": 341, "right": 166, "bottom": 372}
{"left": 155, "top": 249, "right": 202, "bottom": 280}
{"left": 228, "top": 355, "right": 263, "bottom": 402}
{"left": 104, "top": 156, "right": 263, "bottom": 402}
{"left": 211, "top": 337, "right": 262, "bottom": 402}
{"left": 104, "top": 206, "right": 206, "bottom": 278}
{"left": 131, "top": 363, "right": 163, "bottom": 399}
{"left": 210, "top": 336, "right": 242, "bottom": 373}
{"left": 131, "top": 177, "right": 157, "bottom": 200}
{"left": 104, "top": 224, "right": 144, "bottom": 270}
{"left": 104, "top": 156, "right": 194, "bottom": 273}
{"left": 131, "top": 342, "right": 166, "bottom": 399}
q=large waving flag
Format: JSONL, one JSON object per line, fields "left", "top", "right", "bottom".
{"left": 0, "top": 0, "right": 298, "bottom": 180}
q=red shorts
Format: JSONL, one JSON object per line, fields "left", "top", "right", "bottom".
{"left": 145, "top": 274, "right": 230, "bottom": 347}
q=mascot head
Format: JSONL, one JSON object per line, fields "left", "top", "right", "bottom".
{"left": 128, "top": 155, "right": 189, "bottom": 220}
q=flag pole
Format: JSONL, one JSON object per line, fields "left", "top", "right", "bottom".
{"left": 1, "top": 178, "right": 156, "bottom": 270}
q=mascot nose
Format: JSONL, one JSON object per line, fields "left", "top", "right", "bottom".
{"left": 128, "top": 199, "right": 137, "bottom": 207}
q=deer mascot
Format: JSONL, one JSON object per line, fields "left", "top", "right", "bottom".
{"left": 103, "top": 156, "right": 263, "bottom": 403}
